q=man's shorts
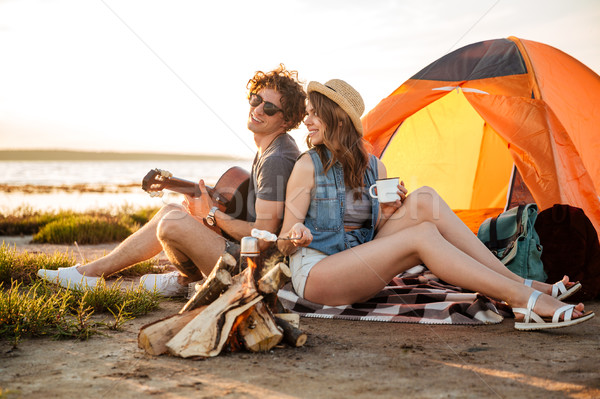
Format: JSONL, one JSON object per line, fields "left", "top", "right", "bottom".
{"left": 289, "top": 247, "right": 327, "bottom": 298}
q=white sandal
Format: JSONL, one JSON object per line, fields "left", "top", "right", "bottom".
{"left": 523, "top": 279, "right": 582, "bottom": 301}
{"left": 513, "top": 290, "right": 595, "bottom": 331}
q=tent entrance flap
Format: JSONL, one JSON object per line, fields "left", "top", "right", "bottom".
{"left": 380, "top": 88, "right": 513, "bottom": 209}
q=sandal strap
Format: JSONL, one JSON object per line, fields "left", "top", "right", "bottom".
{"left": 552, "top": 304, "right": 574, "bottom": 323}
{"left": 523, "top": 279, "right": 533, "bottom": 287}
{"left": 552, "top": 281, "right": 567, "bottom": 297}
{"left": 522, "top": 290, "right": 542, "bottom": 322}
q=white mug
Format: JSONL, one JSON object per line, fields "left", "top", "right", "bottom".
{"left": 369, "top": 177, "right": 400, "bottom": 203}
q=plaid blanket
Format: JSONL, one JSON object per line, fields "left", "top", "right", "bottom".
{"left": 277, "top": 267, "right": 507, "bottom": 325}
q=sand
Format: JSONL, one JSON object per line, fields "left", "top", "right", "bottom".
{"left": 1, "top": 237, "right": 599, "bottom": 399}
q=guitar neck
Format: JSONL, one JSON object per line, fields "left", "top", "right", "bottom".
{"left": 163, "top": 177, "right": 214, "bottom": 198}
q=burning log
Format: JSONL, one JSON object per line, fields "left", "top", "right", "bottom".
{"left": 257, "top": 262, "right": 291, "bottom": 294}
{"left": 166, "top": 268, "right": 262, "bottom": 358}
{"left": 138, "top": 306, "right": 206, "bottom": 356}
{"left": 180, "top": 269, "right": 232, "bottom": 313}
{"left": 180, "top": 252, "right": 237, "bottom": 313}
{"left": 275, "top": 316, "right": 307, "bottom": 348}
{"left": 257, "top": 261, "right": 292, "bottom": 314}
{"left": 138, "top": 237, "right": 307, "bottom": 358}
{"left": 236, "top": 301, "right": 283, "bottom": 352}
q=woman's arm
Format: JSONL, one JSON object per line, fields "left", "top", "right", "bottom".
{"left": 277, "top": 153, "right": 315, "bottom": 255}
{"left": 374, "top": 159, "right": 406, "bottom": 231}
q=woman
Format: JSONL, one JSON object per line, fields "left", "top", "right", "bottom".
{"left": 277, "top": 78, "right": 594, "bottom": 330}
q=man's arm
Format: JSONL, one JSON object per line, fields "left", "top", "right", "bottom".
{"left": 184, "top": 180, "right": 284, "bottom": 251}
{"left": 210, "top": 198, "right": 283, "bottom": 251}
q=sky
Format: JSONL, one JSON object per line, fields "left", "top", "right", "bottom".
{"left": 1, "top": 0, "right": 599, "bottom": 159}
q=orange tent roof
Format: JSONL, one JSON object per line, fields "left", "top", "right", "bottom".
{"left": 363, "top": 37, "right": 600, "bottom": 235}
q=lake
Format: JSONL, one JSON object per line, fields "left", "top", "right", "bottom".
{"left": 0, "top": 159, "right": 253, "bottom": 213}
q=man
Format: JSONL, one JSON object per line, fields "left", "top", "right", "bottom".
{"left": 38, "top": 65, "right": 306, "bottom": 296}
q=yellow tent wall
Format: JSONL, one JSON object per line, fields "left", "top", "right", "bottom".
{"left": 363, "top": 37, "right": 600, "bottom": 236}
{"left": 380, "top": 87, "right": 514, "bottom": 208}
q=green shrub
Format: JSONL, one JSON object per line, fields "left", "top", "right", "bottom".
{"left": 127, "top": 206, "right": 159, "bottom": 226}
{"left": 32, "top": 215, "right": 133, "bottom": 245}
{"left": 0, "top": 206, "right": 67, "bottom": 235}
{"left": 75, "top": 278, "right": 161, "bottom": 316}
{"left": 0, "top": 206, "right": 160, "bottom": 243}
{"left": 0, "top": 243, "right": 75, "bottom": 285}
{"left": 0, "top": 244, "right": 163, "bottom": 346}
{"left": 0, "top": 278, "right": 161, "bottom": 345}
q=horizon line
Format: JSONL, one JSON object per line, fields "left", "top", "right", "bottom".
{"left": 0, "top": 149, "right": 252, "bottom": 161}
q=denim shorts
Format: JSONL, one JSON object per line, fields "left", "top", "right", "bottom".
{"left": 289, "top": 247, "right": 327, "bottom": 298}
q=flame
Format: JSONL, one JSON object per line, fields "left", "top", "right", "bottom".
{"left": 247, "top": 257, "right": 257, "bottom": 286}
{"left": 225, "top": 258, "right": 259, "bottom": 352}
{"left": 225, "top": 306, "right": 254, "bottom": 352}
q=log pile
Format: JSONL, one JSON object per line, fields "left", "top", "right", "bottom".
{"left": 138, "top": 250, "right": 307, "bottom": 358}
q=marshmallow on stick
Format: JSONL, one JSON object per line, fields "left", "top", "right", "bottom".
{"left": 251, "top": 228, "right": 278, "bottom": 242}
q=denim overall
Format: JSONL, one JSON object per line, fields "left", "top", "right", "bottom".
{"left": 304, "top": 149, "right": 379, "bottom": 256}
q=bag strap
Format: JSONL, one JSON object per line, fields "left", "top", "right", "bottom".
{"left": 489, "top": 216, "right": 499, "bottom": 250}
{"left": 487, "top": 204, "right": 526, "bottom": 251}
{"left": 516, "top": 204, "right": 525, "bottom": 236}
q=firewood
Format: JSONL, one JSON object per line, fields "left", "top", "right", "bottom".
{"left": 255, "top": 245, "right": 286, "bottom": 279}
{"left": 262, "top": 293, "right": 287, "bottom": 314}
{"left": 180, "top": 268, "right": 232, "bottom": 313}
{"left": 257, "top": 262, "right": 291, "bottom": 294}
{"left": 138, "top": 306, "right": 206, "bottom": 356}
{"left": 216, "top": 251, "right": 238, "bottom": 274}
{"left": 237, "top": 301, "right": 283, "bottom": 352}
{"left": 275, "top": 316, "right": 307, "bottom": 347}
{"left": 166, "top": 269, "right": 262, "bottom": 358}
{"left": 274, "top": 312, "right": 300, "bottom": 328}
{"left": 179, "top": 252, "right": 237, "bottom": 313}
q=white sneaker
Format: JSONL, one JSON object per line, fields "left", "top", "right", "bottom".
{"left": 140, "top": 271, "right": 186, "bottom": 297}
{"left": 37, "top": 264, "right": 102, "bottom": 290}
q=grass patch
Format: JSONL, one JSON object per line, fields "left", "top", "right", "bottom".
{"left": 1, "top": 279, "right": 161, "bottom": 345}
{"left": 0, "top": 206, "right": 66, "bottom": 236}
{"left": 0, "top": 205, "right": 159, "bottom": 244}
{"left": 32, "top": 215, "right": 133, "bottom": 245}
{"left": 0, "top": 242, "right": 75, "bottom": 286}
{"left": 0, "top": 245, "right": 164, "bottom": 346}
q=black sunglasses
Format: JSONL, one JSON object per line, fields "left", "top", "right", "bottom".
{"left": 249, "top": 93, "right": 283, "bottom": 116}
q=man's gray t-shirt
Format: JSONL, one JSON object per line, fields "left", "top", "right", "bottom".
{"left": 246, "top": 133, "right": 300, "bottom": 222}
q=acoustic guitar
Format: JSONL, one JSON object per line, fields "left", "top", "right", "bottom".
{"left": 142, "top": 167, "right": 251, "bottom": 232}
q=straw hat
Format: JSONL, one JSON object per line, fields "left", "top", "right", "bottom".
{"left": 307, "top": 79, "right": 365, "bottom": 135}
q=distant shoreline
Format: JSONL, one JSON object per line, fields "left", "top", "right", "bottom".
{"left": 0, "top": 183, "right": 140, "bottom": 194}
{"left": 0, "top": 150, "right": 249, "bottom": 161}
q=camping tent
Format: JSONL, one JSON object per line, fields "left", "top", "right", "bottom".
{"left": 363, "top": 37, "right": 600, "bottom": 236}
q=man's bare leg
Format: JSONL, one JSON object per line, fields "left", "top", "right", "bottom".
{"left": 76, "top": 203, "right": 186, "bottom": 277}
{"left": 156, "top": 209, "right": 228, "bottom": 282}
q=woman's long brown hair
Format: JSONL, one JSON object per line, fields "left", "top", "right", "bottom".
{"left": 307, "top": 91, "right": 369, "bottom": 199}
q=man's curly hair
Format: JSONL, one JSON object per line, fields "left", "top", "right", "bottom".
{"left": 247, "top": 64, "right": 307, "bottom": 132}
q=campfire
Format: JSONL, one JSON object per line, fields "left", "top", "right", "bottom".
{"left": 138, "top": 238, "right": 306, "bottom": 358}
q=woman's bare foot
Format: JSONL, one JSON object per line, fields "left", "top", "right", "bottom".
{"left": 513, "top": 289, "right": 586, "bottom": 321}
{"left": 528, "top": 275, "right": 578, "bottom": 296}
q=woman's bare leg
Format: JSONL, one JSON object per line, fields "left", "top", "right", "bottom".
{"left": 304, "top": 222, "right": 585, "bottom": 319}
{"left": 377, "top": 186, "right": 568, "bottom": 294}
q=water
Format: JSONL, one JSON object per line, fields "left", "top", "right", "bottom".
{"left": 0, "top": 159, "right": 253, "bottom": 213}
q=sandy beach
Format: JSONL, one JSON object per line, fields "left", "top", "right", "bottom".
{"left": 1, "top": 236, "right": 599, "bottom": 399}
